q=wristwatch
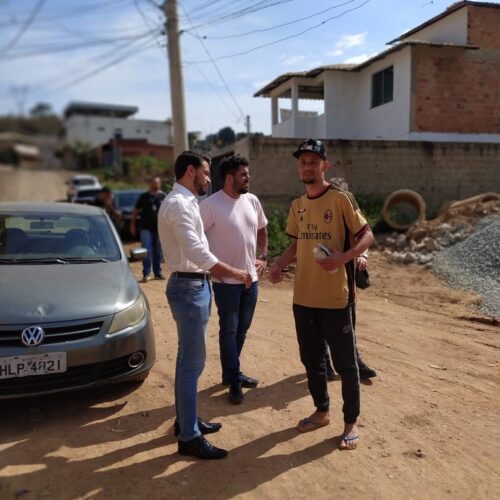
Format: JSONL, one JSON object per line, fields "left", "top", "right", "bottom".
{"left": 258, "top": 254, "right": 269, "bottom": 261}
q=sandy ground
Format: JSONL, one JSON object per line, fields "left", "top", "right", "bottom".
{"left": 0, "top": 169, "right": 499, "bottom": 499}
{"left": 0, "top": 165, "right": 71, "bottom": 203}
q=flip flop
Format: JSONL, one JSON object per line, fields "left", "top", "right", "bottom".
{"left": 339, "top": 434, "right": 360, "bottom": 450}
{"left": 296, "top": 417, "right": 330, "bottom": 433}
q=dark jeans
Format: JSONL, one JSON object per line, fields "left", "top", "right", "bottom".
{"left": 212, "top": 281, "right": 258, "bottom": 385}
{"left": 167, "top": 276, "right": 212, "bottom": 442}
{"left": 293, "top": 303, "right": 360, "bottom": 424}
{"left": 140, "top": 229, "right": 163, "bottom": 277}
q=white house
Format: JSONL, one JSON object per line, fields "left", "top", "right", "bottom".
{"left": 254, "top": 1, "right": 500, "bottom": 143}
{"left": 64, "top": 101, "right": 172, "bottom": 148}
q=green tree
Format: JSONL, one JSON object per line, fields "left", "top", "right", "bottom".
{"left": 217, "top": 126, "right": 236, "bottom": 147}
{"left": 29, "top": 102, "right": 53, "bottom": 118}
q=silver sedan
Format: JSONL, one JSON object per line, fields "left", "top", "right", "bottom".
{"left": 0, "top": 202, "right": 155, "bottom": 398}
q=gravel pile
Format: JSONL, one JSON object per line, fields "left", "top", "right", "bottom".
{"left": 433, "top": 215, "right": 500, "bottom": 318}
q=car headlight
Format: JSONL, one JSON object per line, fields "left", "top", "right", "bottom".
{"left": 108, "top": 294, "right": 147, "bottom": 335}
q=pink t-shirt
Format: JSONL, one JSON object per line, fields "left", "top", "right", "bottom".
{"left": 199, "top": 190, "right": 268, "bottom": 284}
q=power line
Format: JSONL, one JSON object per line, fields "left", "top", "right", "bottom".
{"left": 193, "top": 0, "right": 357, "bottom": 39}
{"left": 0, "top": 0, "right": 47, "bottom": 56}
{"left": 184, "top": 0, "right": 253, "bottom": 20}
{"left": 133, "top": 0, "right": 166, "bottom": 55}
{"left": 184, "top": 0, "right": 295, "bottom": 30}
{"left": 53, "top": 37, "right": 159, "bottom": 92}
{"left": 0, "top": 31, "right": 158, "bottom": 60}
{"left": 179, "top": 1, "right": 246, "bottom": 122}
{"left": 186, "top": 0, "right": 371, "bottom": 64}
{"left": 182, "top": 49, "right": 242, "bottom": 121}
{"left": 0, "top": 0, "right": 130, "bottom": 28}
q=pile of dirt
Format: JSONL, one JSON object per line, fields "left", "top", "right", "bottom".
{"left": 378, "top": 198, "right": 500, "bottom": 267}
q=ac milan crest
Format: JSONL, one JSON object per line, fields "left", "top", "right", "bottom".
{"left": 324, "top": 209, "right": 333, "bottom": 223}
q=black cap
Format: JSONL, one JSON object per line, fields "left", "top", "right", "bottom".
{"left": 292, "top": 139, "right": 326, "bottom": 160}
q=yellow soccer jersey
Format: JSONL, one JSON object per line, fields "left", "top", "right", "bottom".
{"left": 286, "top": 185, "right": 369, "bottom": 309}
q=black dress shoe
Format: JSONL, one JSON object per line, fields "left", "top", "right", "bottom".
{"left": 228, "top": 382, "right": 244, "bottom": 405}
{"left": 222, "top": 373, "right": 258, "bottom": 388}
{"left": 358, "top": 361, "right": 377, "bottom": 379}
{"left": 174, "top": 417, "right": 222, "bottom": 437}
{"left": 240, "top": 374, "right": 258, "bottom": 388}
{"left": 178, "top": 435, "right": 228, "bottom": 460}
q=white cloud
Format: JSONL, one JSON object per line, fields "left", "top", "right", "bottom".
{"left": 326, "top": 49, "right": 344, "bottom": 57}
{"left": 281, "top": 55, "right": 306, "bottom": 66}
{"left": 253, "top": 80, "right": 271, "bottom": 89}
{"left": 335, "top": 32, "right": 368, "bottom": 49}
{"left": 343, "top": 52, "right": 377, "bottom": 65}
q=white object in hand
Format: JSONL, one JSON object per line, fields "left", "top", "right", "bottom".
{"left": 313, "top": 244, "right": 337, "bottom": 273}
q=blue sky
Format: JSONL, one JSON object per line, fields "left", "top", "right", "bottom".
{"left": 0, "top": 0, "right": 497, "bottom": 136}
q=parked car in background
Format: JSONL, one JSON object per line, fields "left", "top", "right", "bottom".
{"left": 71, "top": 186, "right": 102, "bottom": 204}
{"left": 0, "top": 202, "right": 155, "bottom": 398}
{"left": 66, "top": 175, "right": 102, "bottom": 201}
{"left": 113, "top": 189, "right": 143, "bottom": 237}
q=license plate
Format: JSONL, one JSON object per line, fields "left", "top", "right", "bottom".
{"left": 0, "top": 353, "right": 67, "bottom": 379}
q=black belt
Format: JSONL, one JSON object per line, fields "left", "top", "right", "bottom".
{"left": 172, "top": 272, "right": 210, "bottom": 281}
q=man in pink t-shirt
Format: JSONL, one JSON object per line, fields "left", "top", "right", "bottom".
{"left": 200, "top": 155, "right": 268, "bottom": 405}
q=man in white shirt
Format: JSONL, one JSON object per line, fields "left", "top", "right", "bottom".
{"left": 158, "top": 151, "right": 252, "bottom": 460}
{"left": 200, "top": 155, "right": 268, "bottom": 405}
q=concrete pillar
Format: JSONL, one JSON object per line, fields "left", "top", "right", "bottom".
{"left": 271, "top": 95, "right": 278, "bottom": 126}
{"left": 291, "top": 80, "right": 299, "bottom": 137}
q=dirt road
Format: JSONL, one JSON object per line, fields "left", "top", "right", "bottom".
{"left": 0, "top": 165, "right": 71, "bottom": 202}
{"left": 1, "top": 170, "right": 499, "bottom": 499}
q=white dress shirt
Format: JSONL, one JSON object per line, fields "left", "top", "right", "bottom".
{"left": 158, "top": 183, "right": 218, "bottom": 273}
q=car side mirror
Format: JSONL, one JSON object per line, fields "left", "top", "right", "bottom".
{"left": 129, "top": 247, "right": 148, "bottom": 262}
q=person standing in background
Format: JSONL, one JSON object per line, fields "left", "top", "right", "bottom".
{"left": 131, "top": 176, "right": 166, "bottom": 283}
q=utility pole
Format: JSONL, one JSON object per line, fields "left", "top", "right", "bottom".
{"left": 165, "top": 0, "right": 188, "bottom": 158}
{"left": 246, "top": 115, "right": 251, "bottom": 136}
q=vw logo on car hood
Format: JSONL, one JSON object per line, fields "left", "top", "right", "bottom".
{"left": 21, "top": 326, "right": 45, "bottom": 346}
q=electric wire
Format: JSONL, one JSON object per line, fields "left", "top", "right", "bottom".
{"left": 0, "top": 0, "right": 47, "bottom": 56}
{"left": 186, "top": 0, "right": 371, "bottom": 64}
{"left": 192, "top": 0, "right": 357, "bottom": 39}
{"left": 179, "top": 1, "right": 246, "bottom": 122}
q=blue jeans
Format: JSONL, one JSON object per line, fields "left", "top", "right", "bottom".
{"left": 167, "top": 276, "right": 212, "bottom": 442}
{"left": 140, "top": 229, "right": 163, "bottom": 277}
{"left": 212, "top": 281, "right": 258, "bottom": 385}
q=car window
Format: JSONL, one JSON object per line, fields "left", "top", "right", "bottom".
{"left": 0, "top": 212, "right": 121, "bottom": 262}
{"left": 75, "top": 189, "right": 101, "bottom": 199}
{"left": 115, "top": 192, "right": 142, "bottom": 207}
{"left": 73, "top": 178, "right": 96, "bottom": 186}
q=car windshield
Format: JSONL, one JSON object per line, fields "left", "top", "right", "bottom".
{"left": 76, "top": 189, "right": 101, "bottom": 199}
{"left": 115, "top": 191, "right": 142, "bottom": 208}
{"left": 73, "top": 178, "right": 96, "bottom": 186}
{"left": 0, "top": 212, "right": 121, "bottom": 263}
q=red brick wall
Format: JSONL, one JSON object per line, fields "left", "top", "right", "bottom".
{"left": 411, "top": 6, "right": 500, "bottom": 134}
{"left": 120, "top": 141, "right": 174, "bottom": 164}
{"left": 467, "top": 5, "right": 500, "bottom": 49}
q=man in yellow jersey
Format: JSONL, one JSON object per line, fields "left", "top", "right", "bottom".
{"left": 269, "top": 139, "right": 375, "bottom": 450}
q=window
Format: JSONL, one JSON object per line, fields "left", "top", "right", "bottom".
{"left": 371, "top": 66, "right": 393, "bottom": 108}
